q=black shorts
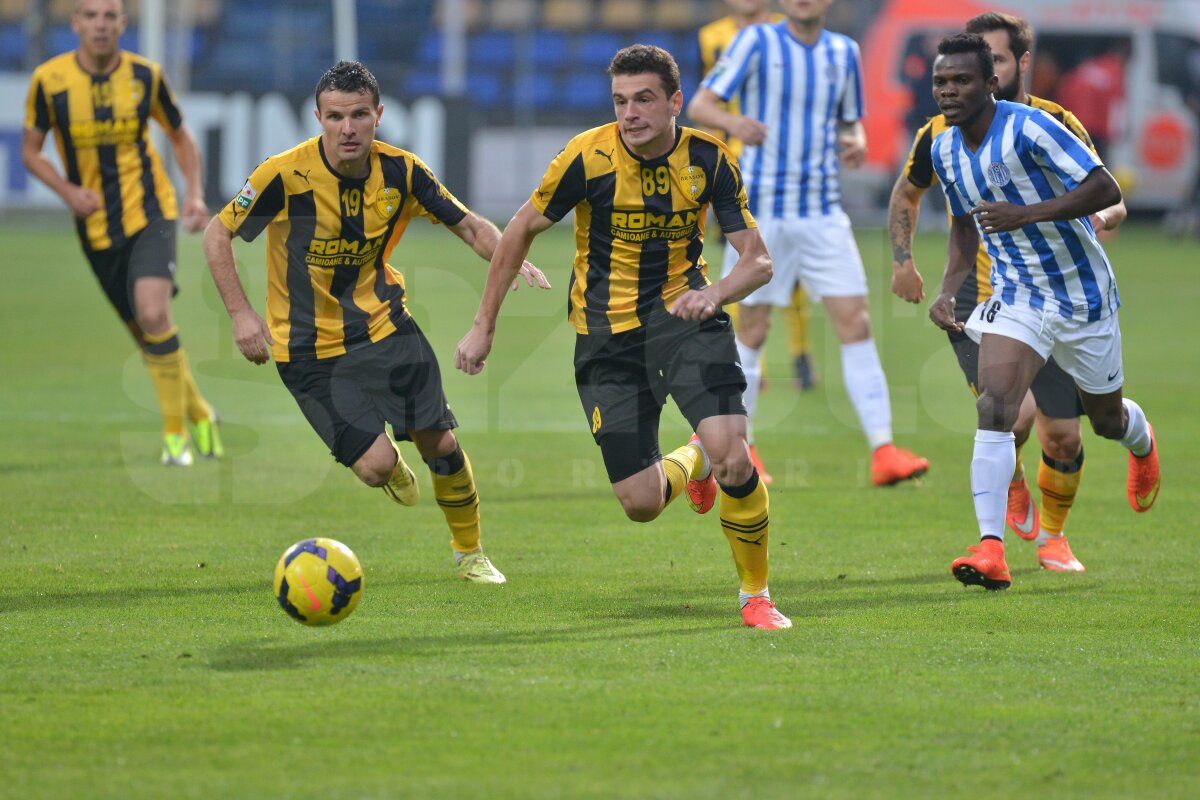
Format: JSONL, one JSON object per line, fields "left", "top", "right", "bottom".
{"left": 83, "top": 218, "right": 178, "bottom": 322}
{"left": 276, "top": 316, "right": 458, "bottom": 466}
{"left": 948, "top": 330, "right": 1085, "bottom": 419}
{"left": 574, "top": 311, "right": 747, "bottom": 483}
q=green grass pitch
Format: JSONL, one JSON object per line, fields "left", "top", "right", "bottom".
{"left": 0, "top": 217, "right": 1197, "bottom": 798}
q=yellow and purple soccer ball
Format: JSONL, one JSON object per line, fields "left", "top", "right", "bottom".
{"left": 273, "top": 538, "right": 363, "bottom": 626}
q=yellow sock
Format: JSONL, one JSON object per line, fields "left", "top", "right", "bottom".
{"left": 661, "top": 441, "right": 704, "bottom": 506}
{"left": 179, "top": 349, "right": 212, "bottom": 424}
{"left": 142, "top": 327, "right": 186, "bottom": 435}
{"left": 718, "top": 474, "right": 770, "bottom": 595}
{"left": 784, "top": 284, "right": 812, "bottom": 357}
{"left": 430, "top": 447, "right": 482, "bottom": 554}
{"left": 1011, "top": 442, "right": 1025, "bottom": 482}
{"left": 1038, "top": 450, "right": 1084, "bottom": 535}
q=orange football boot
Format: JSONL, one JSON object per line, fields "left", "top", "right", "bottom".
{"left": 951, "top": 538, "right": 1011, "bottom": 590}
{"left": 1006, "top": 474, "right": 1039, "bottom": 540}
{"left": 1036, "top": 535, "right": 1085, "bottom": 572}
{"left": 1127, "top": 424, "right": 1160, "bottom": 513}
{"left": 871, "top": 443, "right": 929, "bottom": 486}
{"left": 741, "top": 596, "right": 792, "bottom": 629}
{"left": 685, "top": 434, "right": 717, "bottom": 514}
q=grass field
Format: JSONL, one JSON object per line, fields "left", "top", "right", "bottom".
{"left": 1, "top": 217, "right": 1197, "bottom": 799}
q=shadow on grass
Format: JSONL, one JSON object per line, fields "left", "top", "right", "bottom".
{"left": 0, "top": 579, "right": 267, "bottom": 613}
{"left": 208, "top": 619, "right": 722, "bottom": 672}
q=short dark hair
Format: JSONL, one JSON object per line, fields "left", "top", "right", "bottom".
{"left": 315, "top": 60, "right": 380, "bottom": 109}
{"left": 608, "top": 44, "right": 681, "bottom": 97}
{"left": 965, "top": 12, "right": 1033, "bottom": 59}
{"left": 937, "top": 33, "right": 996, "bottom": 82}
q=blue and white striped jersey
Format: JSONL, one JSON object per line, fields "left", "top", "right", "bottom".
{"left": 701, "top": 23, "right": 864, "bottom": 220}
{"left": 931, "top": 100, "right": 1119, "bottom": 322}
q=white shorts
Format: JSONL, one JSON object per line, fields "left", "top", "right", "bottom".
{"left": 964, "top": 299, "right": 1124, "bottom": 394}
{"left": 722, "top": 209, "right": 867, "bottom": 306}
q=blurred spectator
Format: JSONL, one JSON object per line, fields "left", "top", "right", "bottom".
{"left": 1055, "top": 39, "right": 1130, "bottom": 160}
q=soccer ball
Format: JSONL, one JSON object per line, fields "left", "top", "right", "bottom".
{"left": 273, "top": 538, "right": 364, "bottom": 626}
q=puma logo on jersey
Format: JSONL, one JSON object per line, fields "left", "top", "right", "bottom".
{"left": 594, "top": 148, "right": 614, "bottom": 165}
{"left": 293, "top": 169, "right": 311, "bottom": 183}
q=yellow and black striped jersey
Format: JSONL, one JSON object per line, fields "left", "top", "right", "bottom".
{"left": 217, "top": 136, "right": 468, "bottom": 362}
{"left": 532, "top": 123, "right": 754, "bottom": 335}
{"left": 902, "top": 95, "right": 1097, "bottom": 322}
{"left": 25, "top": 51, "right": 183, "bottom": 251}
{"left": 697, "top": 12, "right": 784, "bottom": 156}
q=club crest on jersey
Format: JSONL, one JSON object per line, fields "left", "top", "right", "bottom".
{"left": 376, "top": 186, "right": 401, "bottom": 216}
{"left": 986, "top": 162, "right": 1012, "bottom": 188}
{"left": 679, "top": 165, "right": 706, "bottom": 198}
{"left": 234, "top": 180, "right": 257, "bottom": 209}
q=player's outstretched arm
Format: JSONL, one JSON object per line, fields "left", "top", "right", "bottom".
{"left": 455, "top": 202, "right": 555, "bottom": 375}
{"left": 888, "top": 174, "right": 927, "bottom": 304}
{"left": 21, "top": 128, "right": 100, "bottom": 218}
{"left": 166, "top": 124, "right": 208, "bottom": 233}
{"left": 202, "top": 216, "right": 273, "bottom": 365}
{"left": 929, "top": 215, "right": 980, "bottom": 335}
{"left": 971, "top": 167, "right": 1122, "bottom": 234}
{"left": 687, "top": 88, "right": 767, "bottom": 146}
{"left": 447, "top": 211, "right": 551, "bottom": 291}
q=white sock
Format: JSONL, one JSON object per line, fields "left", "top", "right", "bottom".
{"left": 738, "top": 588, "right": 769, "bottom": 608}
{"left": 1035, "top": 529, "right": 1063, "bottom": 547}
{"left": 972, "top": 430, "right": 1016, "bottom": 541}
{"left": 1120, "top": 398, "right": 1152, "bottom": 457}
{"left": 736, "top": 338, "right": 763, "bottom": 442}
{"left": 453, "top": 548, "right": 480, "bottom": 564}
{"left": 841, "top": 338, "right": 893, "bottom": 450}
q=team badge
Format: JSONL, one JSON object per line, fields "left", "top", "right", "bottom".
{"left": 234, "top": 180, "right": 257, "bottom": 209}
{"left": 591, "top": 406, "right": 602, "bottom": 434}
{"left": 986, "top": 162, "right": 1012, "bottom": 188}
{"left": 679, "top": 165, "right": 706, "bottom": 198}
{"left": 376, "top": 186, "right": 401, "bottom": 216}
{"left": 825, "top": 62, "right": 839, "bottom": 83}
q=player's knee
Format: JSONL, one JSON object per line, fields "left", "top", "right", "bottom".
{"left": 1041, "top": 428, "right": 1082, "bottom": 461}
{"left": 135, "top": 307, "right": 170, "bottom": 336}
{"left": 1088, "top": 409, "right": 1126, "bottom": 441}
{"left": 350, "top": 452, "right": 393, "bottom": 488}
{"left": 975, "top": 391, "right": 1018, "bottom": 431}
{"left": 619, "top": 496, "right": 661, "bottom": 523}
{"left": 712, "top": 450, "right": 753, "bottom": 487}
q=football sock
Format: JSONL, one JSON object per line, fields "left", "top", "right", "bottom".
{"left": 784, "top": 284, "right": 811, "bottom": 358}
{"left": 141, "top": 326, "right": 186, "bottom": 435}
{"left": 1038, "top": 448, "right": 1084, "bottom": 537}
{"left": 425, "top": 444, "right": 481, "bottom": 555}
{"left": 718, "top": 471, "right": 769, "bottom": 595}
{"left": 841, "top": 338, "right": 893, "bottom": 450}
{"left": 179, "top": 350, "right": 213, "bottom": 424}
{"left": 661, "top": 440, "right": 705, "bottom": 505}
{"left": 1120, "top": 398, "right": 1152, "bottom": 457}
{"left": 738, "top": 588, "right": 770, "bottom": 609}
{"left": 735, "top": 338, "right": 762, "bottom": 442}
{"left": 972, "top": 429, "right": 1016, "bottom": 541}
